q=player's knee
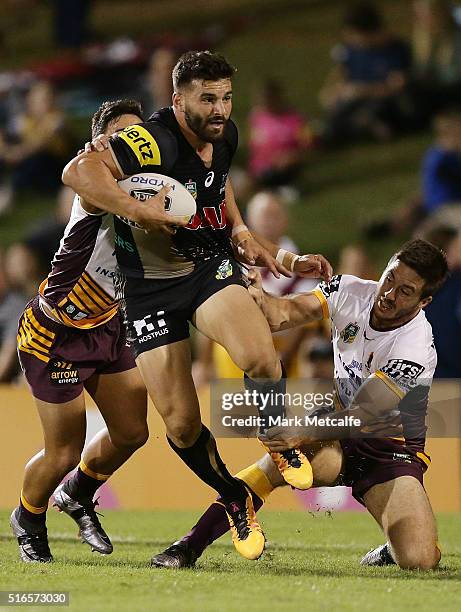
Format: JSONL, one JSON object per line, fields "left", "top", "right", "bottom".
{"left": 167, "top": 419, "right": 202, "bottom": 448}
{"left": 243, "top": 353, "right": 280, "bottom": 380}
{"left": 395, "top": 545, "right": 439, "bottom": 570}
{"left": 312, "top": 465, "right": 340, "bottom": 487}
{"left": 310, "top": 444, "right": 342, "bottom": 486}
{"left": 110, "top": 424, "right": 149, "bottom": 451}
{"left": 47, "top": 448, "right": 81, "bottom": 475}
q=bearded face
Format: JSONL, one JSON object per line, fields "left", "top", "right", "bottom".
{"left": 178, "top": 78, "right": 233, "bottom": 143}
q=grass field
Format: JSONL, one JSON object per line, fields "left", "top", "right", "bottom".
{"left": 0, "top": 510, "right": 460, "bottom": 611}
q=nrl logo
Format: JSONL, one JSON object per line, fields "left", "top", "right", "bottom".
{"left": 340, "top": 322, "right": 360, "bottom": 344}
{"left": 184, "top": 180, "right": 197, "bottom": 200}
{"left": 130, "top": 188, "right": 172, "bottom": 211}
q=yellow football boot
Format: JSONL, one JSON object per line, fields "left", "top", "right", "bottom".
{"left": 224, "top": 489, "right": 265, "bottom": 560}
{"left": 261, "top": 443, "right": 313, "bottom": 490}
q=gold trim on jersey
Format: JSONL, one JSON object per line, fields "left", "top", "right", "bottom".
{"left": 416, "top": 451, "right": 431, "bottom": 467}
{"left": 40, "top": 273, "right": 118, "bottom": 330}
{"left": 332, "top": 372, "right": 428, "bottom": 460}
{"left": 17, "top": 306, "right": 55, "bottom": 363}
{"left": 374, "top": 370, "right": 406, "bottom": 399}
{"left": 81, "top": 272, "right": 114, "bottom": 306}
{"left": 312, "top": 288, "right": 329, "bottom": 320}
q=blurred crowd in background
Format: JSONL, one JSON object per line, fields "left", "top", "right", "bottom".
{"left": 0, "top": 0, "right": 460, "bottom": 387}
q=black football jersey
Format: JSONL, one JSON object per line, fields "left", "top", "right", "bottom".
{"left": 109, "top": 107, "right": 237, "bottom": 279}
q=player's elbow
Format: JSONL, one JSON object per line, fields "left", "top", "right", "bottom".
{"left": 62, "top": 157, "right": 81, "bottom": 190}
{"left": 62, "top": 155, "right": 97, "bottom": 193}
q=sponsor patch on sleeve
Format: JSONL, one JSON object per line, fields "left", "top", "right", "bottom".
{"left": 117, "top": 125, "right": 161, "bottom": 167}
{"left": 380, "top": 358, "right": 425, "bottom": 392}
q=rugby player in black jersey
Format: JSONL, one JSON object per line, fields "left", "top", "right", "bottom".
{"left": 63, "top": 51, "right": 332, "bottom": 561}
{"left": 10, "top": 101, "right": 165, "bottom": 563}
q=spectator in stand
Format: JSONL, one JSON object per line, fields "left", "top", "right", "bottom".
{"left": 247, "top": 78, "right": 314, "bottom": 190}
{"left": 365, "top": 107, "right": 461, "bottom": 239}
{"left": 337, "top": 243, "right": 377, "bottom": 279}
{"left": 420, "top": 108, "right": 461, "bottom": 214}
{"left": 411, "top": 0, "right": 461, "bottom": 122}
{"left": 52, "top": 0, "right": 91, "bottom": 49}
{"left": 23, "top": 185, "right": 74, "bottom": 273}
{"left": 422, "top": 226, "right": 461, "bottom": 378}
{"left": 320, "top": 1, "right": 412, "bottom": 144}
{"left": 303, "top": 337, "right": 334, "bottom": 381}
{"left": 4, "top": 242, "right": 42, "bottom": 302}
{"left": 0, "top": 80, "right": 72, "bottom": 214}
{"left": 0, "top": 244, "right": 39, "bottom": 383}
{"left": 141, "top": 47, "right": 177, "bottom": 117}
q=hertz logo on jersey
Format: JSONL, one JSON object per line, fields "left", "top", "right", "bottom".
{"left": 118, "top": 126, "right": 161, "bottom": 166}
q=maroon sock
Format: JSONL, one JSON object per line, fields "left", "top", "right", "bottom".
{"left": 182, "top": 492, "right": 264, "bottom": 557}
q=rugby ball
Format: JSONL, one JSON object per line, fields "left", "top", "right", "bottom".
{"left": 118, "top": 172, "right": 197, "bottom": 224}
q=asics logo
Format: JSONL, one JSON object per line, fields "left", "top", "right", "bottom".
{"left": 205, "top": 171, "right": 214, "bottom": 187}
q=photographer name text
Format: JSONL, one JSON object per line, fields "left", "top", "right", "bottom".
{"left": 221, "top": 415, "right": 361, "bottom": 428}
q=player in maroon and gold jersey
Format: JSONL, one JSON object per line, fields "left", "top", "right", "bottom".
{"left": 10, "top": 100, "right": 164, "bottom": 563}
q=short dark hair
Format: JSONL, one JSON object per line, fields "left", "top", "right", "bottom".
{"left": 91, "top": 99, "right": 143, "bottom": 138}
{"left": 172, "top": 50, "right": 236, "bottom": 90}
{"left": 396, "top": 239, "right": 449, "bottom": 298}
{"left": 343, "top": 2, "right": 383, "bottom": 33}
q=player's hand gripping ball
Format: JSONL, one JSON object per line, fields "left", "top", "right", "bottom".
{"left": 118, "top": 172, "right": 197, "bottom": 225}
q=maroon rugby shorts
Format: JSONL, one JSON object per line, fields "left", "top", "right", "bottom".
{"left": 339, "top": 437, "right": 430, "bottom": 505}
{"left": 18, "top": 296, "right": 136, "bottom": 404}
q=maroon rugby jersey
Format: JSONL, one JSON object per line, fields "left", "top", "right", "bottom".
{"left": 38, "top": 195, "right": 118, "bottom": 329}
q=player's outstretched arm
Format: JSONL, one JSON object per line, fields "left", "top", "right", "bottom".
{"left": 224, "top": 180, "right": 332, "bottom": 281}
{"left": 348, "top": 374, "right": 402, "bottom": 424}
{"left": 224, "top": 180, "right": 291, "bottom": 277}
{"left": 251, "top": 231, "right": 332, "bottom": 282}
{"left": 63, "top": 149, "right": 135, "bottom": 214}
{"left": 62, "top": 149, "right": 185, "bottom": 232}
{"left": 248, "top": 269, "right": 324, "bottom": 331}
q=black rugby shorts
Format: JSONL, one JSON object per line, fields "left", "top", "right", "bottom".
{"left": 121, "top": 255, "right": 245, "bottom": 356}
